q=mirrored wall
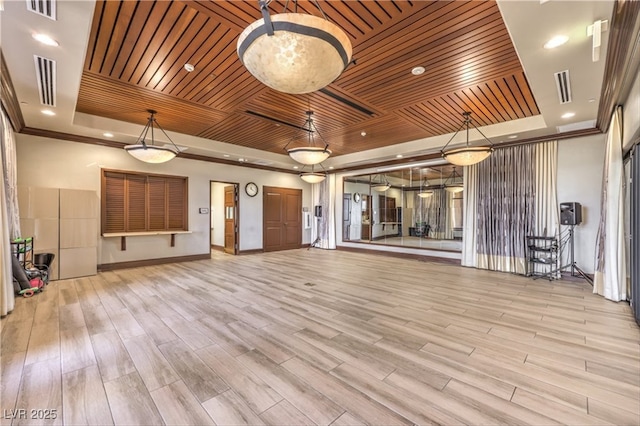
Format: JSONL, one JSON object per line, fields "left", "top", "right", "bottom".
{"left": 342, "top": 165, "right": 464, "bottom": 251}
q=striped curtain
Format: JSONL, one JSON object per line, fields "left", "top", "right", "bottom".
{"left": 465, "top": 141, "right": 558, "bottom": 274}
{"left": 413, "top": 189, "right": 453, "bottom": 239}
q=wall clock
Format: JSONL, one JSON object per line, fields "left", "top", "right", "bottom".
{"left": 353, "top": 192, "right": 361, "bottom": 203}
{"left": 245, "top": 182, "right": 258, "bottom": 197}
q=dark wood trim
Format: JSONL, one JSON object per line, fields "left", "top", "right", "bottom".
{"left": 18, "top": 123, "right": 602, "bottom": 176}
{"left": 238, "top": 248, "right": 264, "bottom": 255}
{"left": 97, "top": 253, "right": 211, "bottom": 271}
{"left": 596, "top": 0, "right": 640, "bottom": 132}
{"left": 211, "top": 244, "right": 225, "bottom": 252}
{"left": 0, "top": 51, "right": 25, "bottom": 132}
{"left": 19, "top": 127, "right": 299, "bottom": 174}
{"left": 494, "top": 128, "right": 603, "bottom": 149}
{"left": 336, "top": 244, "right": 460, "bottom": 265}
{"left": 330, "top": 128, "right": 603, "bottom": 174}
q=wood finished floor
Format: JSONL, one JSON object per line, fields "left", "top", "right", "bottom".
{"left": 1, "top": 249, "right": 639, "bottom": 425}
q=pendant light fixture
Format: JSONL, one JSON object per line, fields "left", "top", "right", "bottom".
{"left": 237, "top": 0, "right": 352, "bottom": 94}
{"left": 441, "top": 111, "right": 494, "bottom": 166}
{"left": 285, "top": 110, "right": 331, "bottom": 165}
{"left": 371, "top": 175, "right": 391, "bottom": 192}
{"left": 124, "top": 110, "right": 181, "bottom": 164}
{"left": 299, "top": 164, "right": 326, "bottom": 183}
{"left": 417, "top": 177, "right": 434, "bottom": 198}
{"left": 444, "top": 167, "right": 464, "bottom": 193}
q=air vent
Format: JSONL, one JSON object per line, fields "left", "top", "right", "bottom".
{"left": 554, "top": 70, "right": 572, "bottom": 104}
{"left": 319, "top": 88, "right": 375, "bottom": 116}
{"left": 34, "top": 55, "right": 56, "bottom": 107}
{"left": 245, "top": 111, "right": 310, "bottom": 132}
{"left": 26, "top": 0, "right": 56, "bottom": 20}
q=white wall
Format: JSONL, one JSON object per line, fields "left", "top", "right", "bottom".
{"left": 557, "top": 133, "right": 606, "bottom": 274}
{"left": 16, "top": 134, "right": 311, "bottom": 265}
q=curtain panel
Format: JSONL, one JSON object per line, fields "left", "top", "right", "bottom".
{"left": 1, "top": 108, "right": 19, "bottom": 315}
{"left": 316, "top": 175, "right": 336, "bottom": 249}
{"left": 412, "top": 189, "right": 453, "bottom": 239}
{"left": 593, "top": 106, "right": 627, "bottom": 301}
{"left": 464, "top": 141, "right": 558, "bottom": 275}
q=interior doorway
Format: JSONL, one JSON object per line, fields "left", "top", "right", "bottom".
{"left": 210, "top": 181, "right": 239, "bottom": 255}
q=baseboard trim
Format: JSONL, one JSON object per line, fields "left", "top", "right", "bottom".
{"left": 211, "top": 244, "right": 225, "bottom": 252}
{"left": 98, "top": 253, "right": 211, "bottom": 271}
{"left": 238, "top": 248, "right": 264, "bottom": 255}
{"left": 336, "top": 245, "right": 460, "bottom": 265}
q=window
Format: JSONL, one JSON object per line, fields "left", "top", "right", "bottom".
{"left": 101, "top": 169, "right": 188, "bottom": 234}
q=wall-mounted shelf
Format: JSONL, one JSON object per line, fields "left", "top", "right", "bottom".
{"left": 102, "top": 231, "right": 192, "bottom": 251}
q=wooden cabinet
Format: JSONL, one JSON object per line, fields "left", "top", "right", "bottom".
{"left": 361, "top": 223, "right": 371, "bottom": 240}
{"left": 379, "top": 195, "right": 397, "bottom": 222}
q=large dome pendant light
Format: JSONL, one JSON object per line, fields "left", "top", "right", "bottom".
{"left": 441, "top": 112, "right": 494, "bottom": 166}
{"left": 237, "top": 0, "right": 352, "bottom": 94}
{"left": 124, "top": 110, "right": 181, "bottom": 164}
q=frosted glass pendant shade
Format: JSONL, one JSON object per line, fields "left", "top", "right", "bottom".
{"left": 238, "top": 13, "right": 352, "bottom": 94}
{"left": 300, "top": 172, "right": 326, "bottom": 183}
{"left": 124, "top": 145, "right": 177, "bottom": 163}
{"left": 442, "top": 146, "right": 492, "bottom": 166}
{"left": 287, "top": 146, "right": 332, "bottom": 165}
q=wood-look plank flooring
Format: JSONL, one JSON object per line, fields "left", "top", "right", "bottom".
{"left": 1, "top": 249, "right": 639, "bottom": 425}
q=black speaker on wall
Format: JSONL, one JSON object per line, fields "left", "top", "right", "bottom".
{"left": 560, "top": 202, "right": 582, "bottom": 225}
{"left": 314, "top": 205, "right": 322, "bottom": 218}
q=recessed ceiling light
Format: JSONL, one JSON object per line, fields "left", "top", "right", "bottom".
{"left": 223, "top": 154, "right": 230, "bottom": 158}
{"left": 329, "top": 166, "right": 334, "bottom": 170}
{"left": 103, "top": 132, "right": 114, "bottom": 138}
{"left": 396, "top": 154, "right": 403, "bottom": 158}
{"left": 32, "top": 33, "right": 59, "bottom": 47}
{"left": 41, "top": 109, "right": 55, "bottom": 116}
{"left": 184, "top": 63, "right": 195, "bottom": 72}
{"left": 238, "top": 158, "right": 245, "bottom": 162}
{"left": 411, "top": 66, "right": 425, "bottom": 75}
{"left": 561, "top": 112, "right": 575, "bottom": 119}
{"left": 293, "top": 165, "right": 299, "bottom": 169}
{"left": 544, "top": 35, "right": 568, "bottom": 49}
{"left": 508, "top": 135, "right": 518, "bottom": 139}
{"left": 360, "top": 131, "right": 366, "bottom": 137}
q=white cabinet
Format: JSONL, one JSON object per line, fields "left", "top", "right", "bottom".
{"left": 18, "top": 186, "right": 98, "bottom": 280}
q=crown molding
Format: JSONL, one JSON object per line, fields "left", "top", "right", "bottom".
{"left": 0, "top": 51, "right": 25, "bottom": 132}
{"left": 597, "top": 0, "right": 640, "bottom": 132}
{"left": 19, "top": 127, "right": 299, "bottom": 174}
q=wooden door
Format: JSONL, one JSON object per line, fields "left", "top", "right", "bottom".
{"left": 224, "top": 185, "right": 237, "bottom": 254}
{"left": 264, "top": 186, "right": 302, "bottom": 252}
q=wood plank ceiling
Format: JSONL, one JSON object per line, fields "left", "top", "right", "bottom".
{"left": 77, "top": 0, "right": 539, "bottom": 158}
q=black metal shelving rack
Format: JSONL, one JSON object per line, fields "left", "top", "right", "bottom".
{"left": 526, "top": 235, "right": 559, "bottom": 280}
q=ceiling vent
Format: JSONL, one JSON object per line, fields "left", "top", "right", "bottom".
{"left": 34, "top": 55, "right": 56, "bottom": 107}
{"left": 554, "top": 70, "right": 572, "bottom": 104}
{"left": 26, "top": 0, "right": 56, "bottom": 20}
